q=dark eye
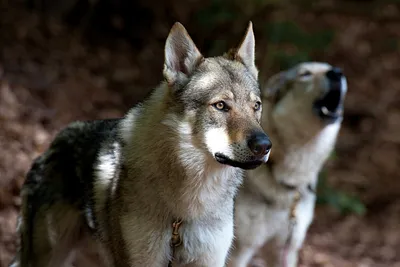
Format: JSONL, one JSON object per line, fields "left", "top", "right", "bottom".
{"left": 254, "top": 101, "right": 261, "bottom": 111}
{"left": 213, "top": 101, "right": 228, "bottom": 111}
{"left": 299, "top": 70, "right": 312, "bottom": 77}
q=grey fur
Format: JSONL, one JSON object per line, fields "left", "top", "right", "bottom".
{"left": 10, "top": 22, "right": 271, "bottom": 267}
{"left": 228, "top": 62, "right": 347, "bottom": 267}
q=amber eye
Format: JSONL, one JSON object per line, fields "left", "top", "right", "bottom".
{"left": 213, "top": 101, "right": 228, "bottom": 111}
{"left": 254, "top": 101, "right": 261, "bottom": 111}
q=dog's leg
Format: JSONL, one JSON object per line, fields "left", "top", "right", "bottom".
{"left": 9, "top": 180, "right": 39, "bottom": 267}
{"left": 248, "top": 257, "right": 267, "bottom": 267}
{"left": 12, "top": 198, "right": 59, "bottom": 267}
{"left": 27, "top": 203, "right": 85, "bottom": 267}
{"left": 26, "top": 208, "right": 55, "bottom": 266}
{"left": 72, "top": 249, "right": 104, "bottom": 267}
{"left": 9, "top": 154, "right": 80, "bottom": 267}
{"left": 273, "top": 238, "right": 301, "bottom": 267}
{"left": 228, "top": 223, "right": 267, "bottom": 266}
{"left": 274, "top": 197, "right": 315, "bottom": 267}
{"left": 49, "top": 205, "right": 86, "bottom": 267}
{"left": 9, "top": 166, "right": 40, "bottom": 267}
{"left": 186, "top": 221, "right": 235, "bottom": 267}
{"left": 115, "top": 213, "right": 171, "bottom": 267}
{"left": 186, "top": 255, "right": 231, "bottom": 267}
{"left": 228, "top": 244, "right": 261, "bottom": 267}
{"left": 227, "top": 193, "right": 275, "bottom": 267}
{"left": 72, "top": 233, "right": 110, "bottom": 267}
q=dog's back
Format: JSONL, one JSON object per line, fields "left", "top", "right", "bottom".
{"left": 25, "top": 118, "right": 121, "bottom": 212}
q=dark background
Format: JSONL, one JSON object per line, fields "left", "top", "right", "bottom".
{"left": 0, "top": 0, "right": 399, "bottom": 266}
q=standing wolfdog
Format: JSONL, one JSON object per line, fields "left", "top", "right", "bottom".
{"left": 228, "top": 62, "right": 347, "bottom": 267}
{"left": 10, "top": 22, "right": 272, "bottom": 267}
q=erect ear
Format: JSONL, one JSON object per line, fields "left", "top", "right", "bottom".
{"left": 236, "top": 21, "right": 258, "bottom": 79}
{"left": 163, "top": 22, "right": 204, "bottom": 86}
{"left": 264, "top": 71, "right": 286, "bottom": 95}
{"left": 263, "top": 70, "right": 290, "bottom": 101}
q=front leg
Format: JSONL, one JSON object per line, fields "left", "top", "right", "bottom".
{"left": 118, "top": 214, "right": 171, "bottom": 267}
{"left": 227, "top": 192, "right": 276, "bottom": 267}
{"left": 274, "top": 195, "right": 316, "bottom": 267}
{"left": 179, "top": 219, "right": 234, "bottom": 267}
{"left": 184, "top": 252, "right": 229, "bottom": 267}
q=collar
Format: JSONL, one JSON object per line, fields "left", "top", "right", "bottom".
{"left": 168, "top": 218, "right": 183, "bottom": 267}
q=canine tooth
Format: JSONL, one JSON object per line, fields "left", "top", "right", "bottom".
{"left": 321, "top": 106, "right": 330, "bottom": 115}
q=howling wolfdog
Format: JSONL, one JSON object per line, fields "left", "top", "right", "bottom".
{"left": 228, "top": 62, "right": 347, "bottom": 267}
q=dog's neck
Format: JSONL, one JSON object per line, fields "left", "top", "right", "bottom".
{"left": 119, "top": 83, "right": 240, "bottom": 220}
{"left": 264, "top": 109, "right": 341, "bottom": 187}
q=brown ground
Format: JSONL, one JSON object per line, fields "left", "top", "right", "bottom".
{"left": 1, "top": 1, "right": 400, "bottom": 267}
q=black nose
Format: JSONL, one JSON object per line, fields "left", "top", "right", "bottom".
{"left": 326, "top": 67, "right": 343, "bottom": 82}
{"left": 247, "top": 132, "right": 272, "bottom": 158}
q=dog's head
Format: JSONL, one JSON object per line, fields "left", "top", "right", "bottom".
{"left": 162, "top": 22, "right": 271, "bottom": 170}
{"left": 263, "top": 62, "right": 347, "bottom": 133}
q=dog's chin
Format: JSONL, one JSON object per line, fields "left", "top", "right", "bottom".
{"left": 214, "top": 153, "right": 263, "bottom": 170}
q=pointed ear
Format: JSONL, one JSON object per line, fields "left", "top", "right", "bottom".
{"left": 262, "top": 70, "right": 291, "bottom": 103}
{"left": 264, "top": 71, "right": 286, "bottom": 96}
{"left": 236, "top": 21, "right": 258, "bottom": 79}
{"left": 163, "top": 22, "right": 203, "bottom": 85}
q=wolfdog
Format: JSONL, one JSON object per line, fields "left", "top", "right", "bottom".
{"left": 10, "top": 22, "right": 272, "bottom": 267}
{"left": 227, "top": 62, "right": 347, "bottom": 267}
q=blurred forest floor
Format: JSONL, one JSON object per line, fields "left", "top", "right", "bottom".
{"left": 0, "top": 0, "right": 400, "bottom": 266}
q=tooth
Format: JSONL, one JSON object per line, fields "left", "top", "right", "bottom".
{"left": 321, "top": 106, "right": 330, "bottom": 115}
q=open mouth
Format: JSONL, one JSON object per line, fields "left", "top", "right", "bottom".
{"left": 313, "top": 81, "right": 344, "bottom": 123}
{"left": 214, "top": 153, "right": 263, "bottom": 170}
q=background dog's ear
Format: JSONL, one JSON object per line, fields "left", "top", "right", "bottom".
{"left": 236, "top": 21, "right": 258, "bottom": 79}
{"left": 263, "top": 71, "right": 288, "bottom": 99}
{"left": 163, "top": 22, "right": 204, "bottom": 85}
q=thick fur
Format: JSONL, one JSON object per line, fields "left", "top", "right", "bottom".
{"left": 227, "top": 62, "right": 348, "bottom": 267}
{"left": 10, "top": 22, "right": 272, "bottom": 267}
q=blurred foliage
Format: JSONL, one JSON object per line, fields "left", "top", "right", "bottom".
{"left": 195, "top": 0, "right": 334, "bottom": 70}
{"left": 196, "top": 0, "right": 238, "bottom": 28}
{"left": 317, "top": 151, "right": 366, "bottom": 215}
{"left": 262, "top": 21, "right": 334, "bottom": 69}
{"left": 317, "top": 171, "right": 367, "bottom": 216}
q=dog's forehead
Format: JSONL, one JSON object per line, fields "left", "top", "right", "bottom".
{"left": 191, "top": 57, "right": 260, "bottom": 99}
{"left": 295, "top": 62, "right": 332, "bottom": 74}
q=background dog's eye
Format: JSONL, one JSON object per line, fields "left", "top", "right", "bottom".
{"left": 299, "top": 70, "right": 312, "bottom": 77}
{"left": 254, "top": 101, "right": 261, "bottom": 111}
{"left": 213, "top": 101, "right": 228, "bottom": 111}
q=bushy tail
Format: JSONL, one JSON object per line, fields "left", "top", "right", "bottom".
{"left": 10, "top": 157, "right": 44, "bottom": 267}
{"left": 20, "top": 188, "right": 36, "bottom": 267}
